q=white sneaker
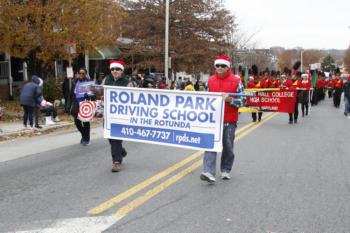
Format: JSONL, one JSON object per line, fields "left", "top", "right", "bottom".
{"left": 221, "top": 172, "right": 231, "bottom": 180}
{"left": 45, "top": 116, "right": 56, "bottom": 125}
{"left": 200, "top": 172, "right": 216, "bottom": 183}
{"left": 348, "top": 116, "right": 350, "bottom": 119}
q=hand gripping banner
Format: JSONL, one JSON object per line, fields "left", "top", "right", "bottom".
{"left": 78, "top": 100, "right": 97, "bottom": 122}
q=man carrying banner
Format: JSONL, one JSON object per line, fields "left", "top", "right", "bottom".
{"left": 103, "top": 60, "right": 129, "bottom": 172}
{"left": 200, "top": 55, "right": 244, "bottom": 183}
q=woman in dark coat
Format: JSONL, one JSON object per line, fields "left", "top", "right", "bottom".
{"left": 19, "top": 75, "right": 42, "bottom": 128}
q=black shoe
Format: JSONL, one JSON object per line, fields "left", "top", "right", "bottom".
{"left": 344, "top": 112, "right": 347, "bottom": 116}
{"left": 288, "top": 121, "right": 293, "bottom": 124}
{"left": 258, "top": 118, "right": 261, "bottom": 122}
{"left": 252, "top": 119, "right": 256, "bottom": 122}
{"left": 34, "top": 125, "right": 43, "bottom": 129}
{"left": 121, "top": 147, "right": 127, "bottom": 157}
{"left": 294, "top": 119, "right": 297, "bottom": 124}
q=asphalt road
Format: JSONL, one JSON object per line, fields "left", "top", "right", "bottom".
{"left": 0, "top": 97, "right": 349, "bottom": 233}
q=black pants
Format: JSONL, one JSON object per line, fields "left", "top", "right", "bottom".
{"left": 109, "top": 139, "right": 126, "bottom": 163}
{"left": 23, "top": 105, "right": 34, "bottom": 127}
{"left": 74, "top": 118, "right": 90, "bottom": 142}
{"left": 41, "top": 106, "right": 57, "bottom": 118}
{"left": 328, "top": 89, "right": 333, "bottom": 98}
{"left": 289, "top": 102, "right": 299, "bottom": 122}
{"left": 251, "top": 112, "right": 263, "bottom": 122}
{"left": 34, "top": 105, "right": 40, "bottom": 126}
{"left": 301, "top": 103, "right": 309, "bottom": 116}
{"left": 333, "top": 89, "right": 342, "bottom": 107}
{"left": 311, "top": 89, "right": 318, "bottom": 106}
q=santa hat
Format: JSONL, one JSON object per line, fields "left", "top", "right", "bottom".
{"left": 214, "top": 55, "right": 231, "bottom": 67}
{"left": 109, "top": 60, "right": 125, "bottom": 71}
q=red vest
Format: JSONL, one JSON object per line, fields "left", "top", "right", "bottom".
{"left": 208, "top": 70, "right": 240, "bottom": 123}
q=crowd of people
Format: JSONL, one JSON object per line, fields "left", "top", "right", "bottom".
{"left": 19, "top": 56, "right": 350, "bottom": 182}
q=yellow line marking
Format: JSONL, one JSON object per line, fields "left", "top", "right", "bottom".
{"left": 89, "top": 112, "right": 277, "bottom": 215}
{"left": 235, "top": 113, "right": 277, "bottom": 142}
{"left": 236, "top": 112, "right": 273, "bottom": 136}
{"left": 112, "top": 113, "right": 277, "bottom": 217}
{"left": 114, "top": 160, "right": 203, "bottom": 217}
{"left": 88, "top": 151, "right": 203, "bottom": 215}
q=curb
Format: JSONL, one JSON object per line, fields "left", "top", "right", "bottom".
{"left": 0, "top": 122, "right": 75, "bottom": 142}
{"left": 0, "top": 119, "right": 103, "bottom": 142}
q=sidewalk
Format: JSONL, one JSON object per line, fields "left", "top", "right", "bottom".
{"left": 0, "top": 119, "right": 74, "bottom": 141}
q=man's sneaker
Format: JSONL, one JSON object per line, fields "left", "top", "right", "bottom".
{"left": 221, "top": 172, "right": 231, "bottom": 180}
{"left": 200, "top": 172, "right": 216, "bottom": 183}
{"left": 111, "top": 162, "right": 121, "bottom": 172}
{"left": 82, "top": 141, "right": 90, "bottom": 146}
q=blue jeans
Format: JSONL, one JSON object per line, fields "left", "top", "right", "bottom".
{"left": 345, "top": 97, "right": 350, "bottom": 114}
{"left": 202, "top": 123, "right": 237, "bottom": 176}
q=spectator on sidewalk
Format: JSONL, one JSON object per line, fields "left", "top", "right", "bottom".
{"left": 34, "top": 78, "right": 44, "bottom": 129}
{"left": 343, "top": 75, "right": 350, "bottom": 117}
{"left": 36, "top": 95, "right": 57, "bottom": 125}
{"left": 70, "top": 67, "right": 95, "bottom": 146}
{"left": 19, "top": 75, "right": 42, "bottom": 129}
{"left": 102, "top": 60, "right": 129, "bottom": 173}
{"left": 200, "top": 55, "right": 244, "bottom": 183}
{"left": 184, "top": 80, "right": 195, "bottom": 91}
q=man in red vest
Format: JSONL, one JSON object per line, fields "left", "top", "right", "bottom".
{"left": 200, "top": 55, "right": 244, "bottom": 183}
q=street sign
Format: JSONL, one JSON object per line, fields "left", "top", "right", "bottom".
{"left": 66, "top": 39, "right": 76, "bottom": 57}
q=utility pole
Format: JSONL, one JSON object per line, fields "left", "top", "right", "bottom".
{"left": 301, "top": 50, "right": 304, "bottom": 73}
{"left": 165, "top": 0, "right": 169, "bottom": 82}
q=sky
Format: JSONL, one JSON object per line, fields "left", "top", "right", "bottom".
{"left": 224, "top": 0, "right": 350, "bottom": 50}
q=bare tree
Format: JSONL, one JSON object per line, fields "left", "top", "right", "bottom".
{"left": 120, "top": 0, "right": 237, "bottom": 75}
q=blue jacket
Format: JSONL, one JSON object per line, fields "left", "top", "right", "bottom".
{"left": 19, "top": 75, "right": 42, "bottom": 107}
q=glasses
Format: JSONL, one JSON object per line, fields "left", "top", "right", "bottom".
{"left": 215, "top": 64, "right": 227, "bottom": 68}
{"left": 110, "top": 68, "right": 122, "bottom": 72}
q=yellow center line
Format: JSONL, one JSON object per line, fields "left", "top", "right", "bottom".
{"left": 114, "top": 160, "right": 203, "bottom": 217}
{"left": 235, "top": 112, "right": 277, "bottom": 142}
{"left": 88, "top": 112, "right": 277, "bottom": 215}
{"left": 236, "top": 112, "right": 273, "bottom": 136}
{"left": 88, "top": 151, "right": 203, "bottom": 215}
{"left": 112, "top": 113, "right": 277, "bottom": 217}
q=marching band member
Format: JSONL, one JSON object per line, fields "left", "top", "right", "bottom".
{"left": 299, "top": 74, "right": 312, "bottom": 117}
{"left": 332, "top": 71, "right": 344, "bottom": 108}
{"left": 285, "top": 69, "right": 300, "bottom": 124}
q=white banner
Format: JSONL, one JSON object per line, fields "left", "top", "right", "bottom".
{"left": 104, "top": 86, "right": 225, "bottom": 151}
{"left": 310, "top": 63, "right": 321, "bottom": 70}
